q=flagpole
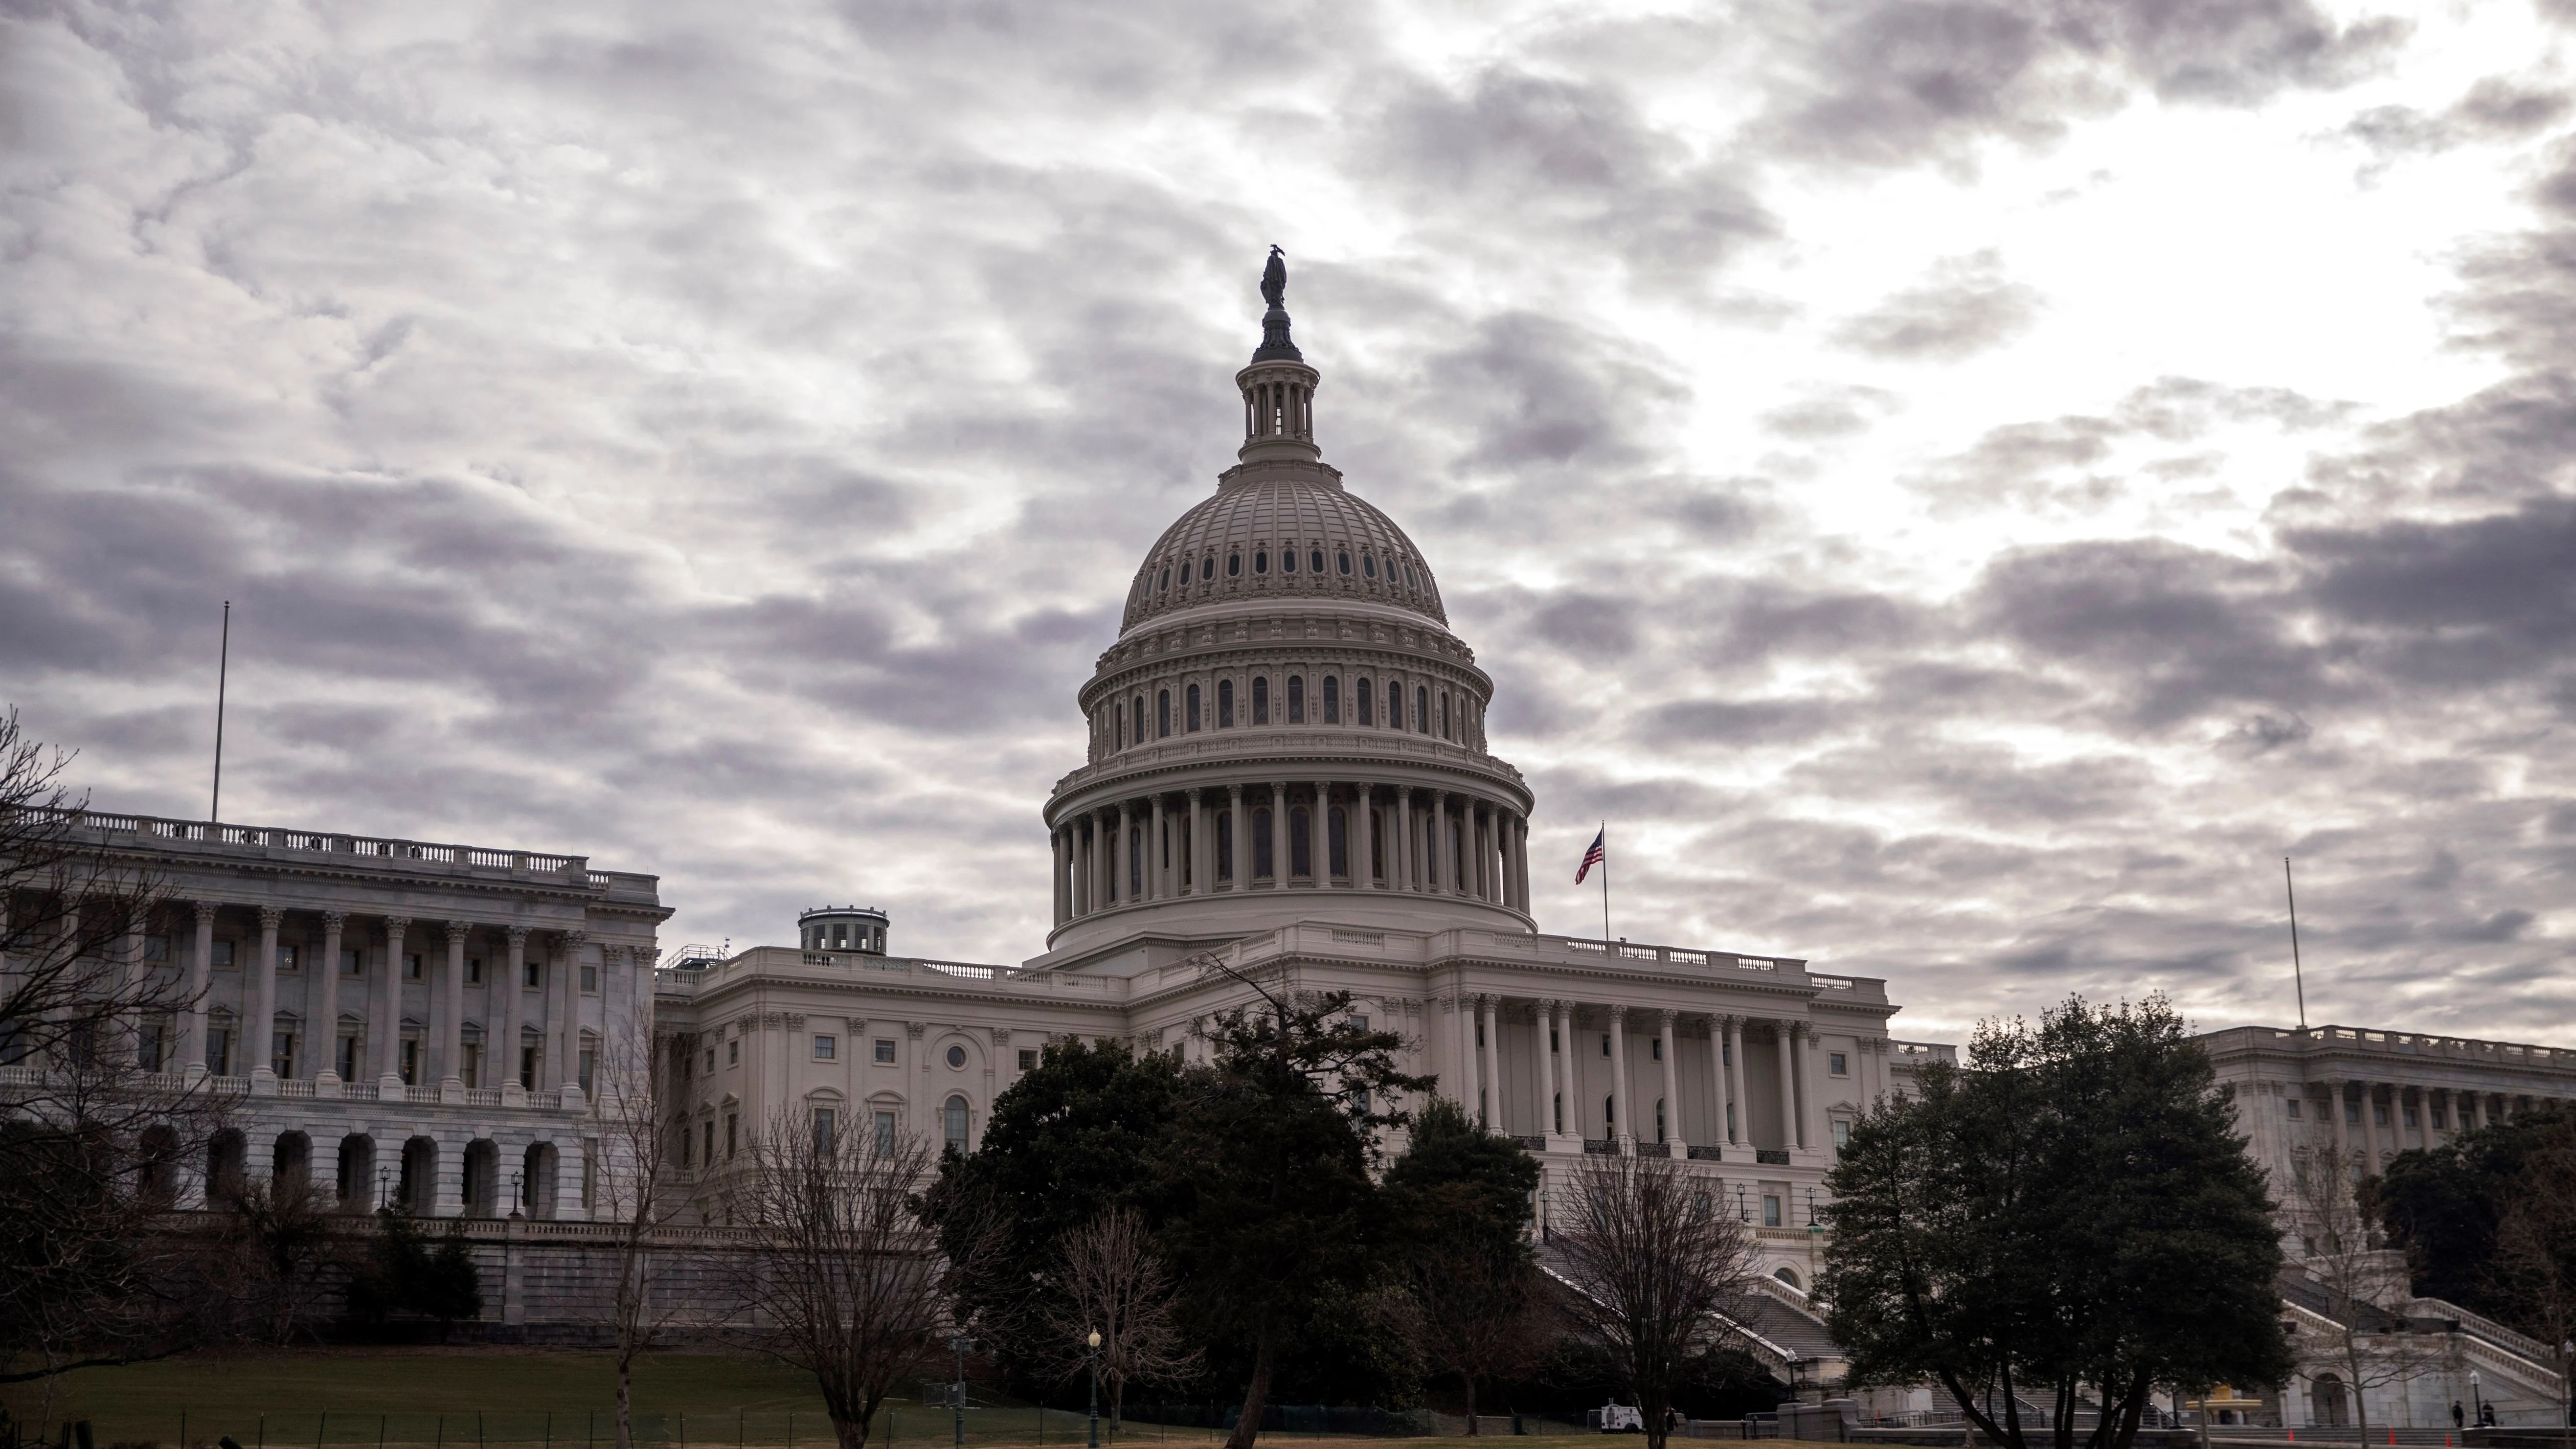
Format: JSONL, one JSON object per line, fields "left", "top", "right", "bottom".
{"left": 1600, "top": 820, "right": 1610, "bottom": 943}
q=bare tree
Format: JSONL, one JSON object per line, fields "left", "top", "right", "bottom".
{"left": 1553, "top": 1154, "right": 1759, "bottom": 1449}
{"left": 2289, "top": 1142, "right": 2445, "bottom": 1436}
{"left": 1406, "top": 1232, "right": 1551, "bottom": 1433}
{"left": 209, "top": 1172, "right": 342, "bottom": 1344}
{"left": 729, "top": 1106, "right": 961, "bottom": 1449}
{"left": 590, "top": 1029, "right": 694, "bottom": 1449}
{"left": 1044, "top": 1206, "right": 1200, "bottom": 1431}
{"left": 0, "top": 708, "right": 224, "bottom": 1411}
{"left": 2488, "top": 1132, "right": 2576, "bottom": 1449}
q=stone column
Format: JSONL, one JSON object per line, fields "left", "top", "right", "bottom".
{"left": 1608, "top": 1005, "right": 1632, "bottom": 1148}
{"left": 1725, "top": 1016, "right": 1748, "bottom": 1145}
{"left": 1228, "top": 784, "right": 1249, "bottom": 890}
{"left": 501, "top": 927, "right": 528, "bottom": 1102}
{"left": 1659, "top": 1009, "right": 1682, "bottom": 1150}
{"left": 1802, "top": 1022, "right": 1829, "bottom": 1151}
{"left": 1457, "top": 994, "right": 1480, "bottom": 1119}
{"left": 552, "top": 931, "right": 586, "bottom": 1092}
{"left": 1114, "top": 802, "right": 1133, "bottom": 905}
{"left": 1313, "top": 782, "right": 1334, "bottom": 888}
{"left": 1190, "top": 788, "right": 1211, "bottom": 896}
{"left": 1706, "top": 1017, "right": 1730, "bottom": 1150}
{"left": 2358, "top": 1080, "right": 2381, "bottom": 1170}
{"left": 1353, "top": 784, "right": 1375, "bottom": 889}
{"left": 377, "top": 917, "right": 409, "bottom": 1090}
{"left": 184, "top": 901, "right": 216, "bottom": 1080}
{"left": 1513, "top": 816, "right": 1532, "bottom": 912}
{"left": 1775, "top": 1022, "right": 1801, "bottom": 1149}
{"left": 2329, "top": 1081, "right": 2351, "bottom": 1162}
{"left": 1149, "top": 795, "right": 1168, "bottom": 901}
{"left": 250, "top": 906, "right": 283, "bottom": 1084}
{"left": 441, "top": 922, "right": 469, "bottom": 1093}
{"left": 315, "top": 912, "right": 345, "bottom": 1084}
{"left": 1552, "top": 1000, "right": 1575, "bottom": 1136}
{"left": 1269, "top": 783, "right": 1289, "bottom": 886}
{"left": 1530, "top": 1000, "right": 1552, "bottom": 1133}
{"left": 1051, "top": 828, "right": 1069, "bottom": 924}
{"left": 1394, "top": 786, "right": 1414, "bottom": 891}
{"left": 1431, "top": 793, "right": 1451, "bottom": 894}
{"left": 1480, "top": 994, "right": 1503, "bottom": 1130}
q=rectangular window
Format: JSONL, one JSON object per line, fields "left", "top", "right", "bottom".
{"left": 520, "top": 1044, "right": 537, "bottom": 1090}
{"left": 466, "top": 955, "right": 483, "bottom": 985}
{"left": 875, "top": 1038, "right": 897, "bottom": 1064}
{"left": 814, "top": 1034, "right": 837, "bottom": 1061}
{"left": 728, "top": 1038, "right": 741, "bottom": 1066}
{"left": 1287, "top": 675, "right": 1305, "bottom": 723}
{"left": 1763, "top": 1194, "right": 1782, "bottom": 1228}
{"left": 1186, "top": 683, "right": 1201, "bottom": 732}
{"left": 1388, "top": 684, "right": 1402, "bottom": 730}
{"left": 338, "top": 1035, "right": 361, "bottom": 1081}
{"left": 581, "top": 963, "right": 599, "bottom": 993}
{"left": 1550, "top": 1029, "right": 1559, "bottom": 1054}
{"left": 2346, "top": 1101, "right": 2361, "bottom": 1125}
{"left": 139, "top": 1024, "right": 165, "bottom": 1073}
{"left": 1601, "top": 1034, "right": 1611, "bottom": 1057}
{"left": 524, "top": 958, "right": 542, "bottom": 988}
{"left": 278, "top": 943, "right": 300, "bottom": 972}
{"left": 212, "top": 940, "right": 236, "bottom": 968}
{"left": 2373, "top": 1105, "right": 2388, "bottom": 1126}
{"left": 1831, "top": 1120, "right": 1851, "bottom": 1153}
{"left": 1018, "top": 1049, "right": 1038, "bottom": 1070}
{"left": 726, "top": 1113, "right": 738, "bottom": 1159}
{"left": 2286, "top": 1098, "right": 2302, "bottom": 1119}
{"left": 269, "top": 1030, "right": 295, "bottom": 1077}
{"left": 1651, "top": 1038, "right": 1662, "bottom": 1061}
{"left": 461, "top": 1042, "right": 481, "bottom": 1088}
{"left": 1253, "top": 676, "right": 1269, "bottom": 724}
{"left": 578, "top": 1048, "right": 595, "bottom": 1092}
{"left": 873, "top": 1110, "right": 897, "bottom": 1156}
{"left": 399, "top": 1039, "right": 419, "bottom": 1085}
{"left": 342, "top": 948, "right": 363, "bottom": 976}
{"left": 2430, "top": 1102, "right": 2446, "bottom": 1128}
{"left": 1829, "top": 1052, "right": 1848, "bottom": 1076}
{"left": 1356, "top": 677, "right": 1372, "bottom": 726}
{"left": 812, "top": 1108, "right": 837, "bottom": 1155}
{"left": 207, "top": 1027, "right": 232, "bottom": 1076}
{"left": 1322, "top": 675, "right": 1339, "bottom": 724}
{"left": 1218, "top": 679, "right": 1235, "bottom": 727}
{"left": 1417, "top": 685, "right": 1429, "bottom": 733}
{"left": 144, "top": 934, "right": 170, "bottom": 962}
{"left": 703, "top": 1120, "right": 716, "bottom": 1165}
{"left": 679, "top": 1124, "right": 693, "bottom": 1167}
{"left": 404, "top": 951, "right": 423, "bottom": 980}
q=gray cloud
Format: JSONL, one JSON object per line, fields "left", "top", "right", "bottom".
{"left": 1833, "top": 251, "right": 2044, "bottom": 359}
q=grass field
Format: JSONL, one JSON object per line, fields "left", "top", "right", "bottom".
{"left": 0, "top": 1351, "right": 1679, "bottom": 1449}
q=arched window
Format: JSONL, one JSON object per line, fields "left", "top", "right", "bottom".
{"left": 1252, "top": 676, "right": 1269, "bottom": 724}
{"left": 1441, "top": 693, "right": 1452, "bottom": 739}
{"left": 1115, "top": 704, "right": 1125, "bottom": 749}
{"left": 1337, "top": 551, "right": 1351, "bottom": 575}
{"left": 1289, "top": 809, "right": 1312, "bottom": 878}
{"left": 944, "top": 1096, "right": 970, "bottom": 1152}
{"left": 1355, "top": 678, "right": 1373, "bottom": 726}
{"left": 1252, "top": 811, "right": 1274, "bottom": 879}
{"left": 1363, "top": 555, "right": 1377, "bottom": 579}
{"left": 1202, "top": 557, "right": 1215, "bottom": 581}
{"left": 1310, "top": 549, "right": 1325, "bottom": 573}
{"left": 1158, "top": 566, "right": 1170, "bottom": 591}
{"left": 1132, "top": 695, "right": 1145, "bottom": 745}
{"left": 1186, "top": 683, "right": 1201, "bottom": 732}
{"left": 1328, "top": 807, "right": 1348, "bottom": 879}
{"left": 1227, "top": 552, "right": 1241, "bottom": 577}
{"left": 1217, "top": 679, "right": 1234, "bottom": 727}
{"left": 1322, "top": 676, "right": 1339, "bottom": 724}
{"left": 1406, "top": 564, "right": 1418, "bottom": 588}
{"left": 1281, "top": 546, "right": 1297, "bottom": 574}
{"left": 1157, "top": 689, "right": 1172, "bottom": 738}
{"left": 1417, "top": 686, "right": 1429, "bottom": 733}
{"left": 1254, "top": 550, "right": 1269, "bottom": 574}
{"left": 1287, "top": 676, "right": 1305, "bottom": 724}
{"left": 1774, "top": 1267, "right": 1801, "bottom": 1289}
{"left": 1388, "top": 684, "right": 1402, "bottom": 731}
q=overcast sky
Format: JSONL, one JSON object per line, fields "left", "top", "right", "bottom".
{"left": 7, "top": 0, "right": 2574, "bottom": 1043}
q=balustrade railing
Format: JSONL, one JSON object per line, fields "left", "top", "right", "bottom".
{"left": 1756, "top": 1148, "right": 1791, "bottom": 1165}
{"left": 23, "top": 805, "right": 594, "bottom": 876}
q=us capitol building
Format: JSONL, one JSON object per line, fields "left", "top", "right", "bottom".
{"left": 20, "top": 255, "right": 2576, "bottom": 1422}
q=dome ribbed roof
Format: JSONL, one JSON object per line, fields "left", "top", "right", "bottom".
{"left": 1121, "top": 475, "right": 1447, "bottom": 633}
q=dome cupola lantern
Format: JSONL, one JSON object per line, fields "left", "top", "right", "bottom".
{"left": 1237, "top": 246, "right": 1323, "bottom": 467}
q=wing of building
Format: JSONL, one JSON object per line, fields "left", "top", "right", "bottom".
{"left": 649, "top": 258, "right": 1952, "bottom": 1311}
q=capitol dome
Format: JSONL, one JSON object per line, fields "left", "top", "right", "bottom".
{"left": 1035, "top": 250, "right": 1535, "bottom": 967}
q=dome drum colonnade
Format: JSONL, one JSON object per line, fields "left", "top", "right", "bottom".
{"left": 1044, "top": 254, "right": 1533, "bottom": 946}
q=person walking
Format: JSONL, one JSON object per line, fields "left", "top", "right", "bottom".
{"left": 2454, "top": 1402, "right": 2466, "bottom": 1431}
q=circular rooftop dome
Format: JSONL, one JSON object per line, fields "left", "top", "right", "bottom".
{"left": 1120, "top": 475, "right": 1448, "bottom": 633}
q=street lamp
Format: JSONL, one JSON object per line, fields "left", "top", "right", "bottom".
{"left": 2472, "top": 1370, "right": 2483, "bottom": 1427}
{"left": 509, "top": 1170, "right": 525, "bottom": 1221}
{"left": 377, "top": 1165, "right": 392, "bottom": 1213}
{"left": 1086, "top": 1330, "right": 1103, "bottom": 1449}
{"left": 950, "top": 1335, "right": 973, "bottom": 1448}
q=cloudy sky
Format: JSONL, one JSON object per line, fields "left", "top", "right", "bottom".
{"left": 8, "top": 0, "right": 2575, "bottom": 1043}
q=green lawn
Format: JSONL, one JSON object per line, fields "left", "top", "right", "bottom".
{"left": 0, "top": 1353, "right": 1645, "bottom": 1449}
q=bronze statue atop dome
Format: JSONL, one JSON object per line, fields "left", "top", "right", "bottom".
{"left": 1251, "top": 246, "right": 1302, "bottom": 363}
{"left": 1261, "top": 245, "right": 1286, "bottom": 308}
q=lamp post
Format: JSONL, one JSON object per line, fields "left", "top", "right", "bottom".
{"left": 509, "top": 1169, "right": 525, "bottom": 1221}
{"left": 951, "top": 1335, "right": 972, "bottom": 1447}
{"left": 1086, "top": 1330, "right": 1102, "bottom": 1449}
{"left": 2473, "top": 1370, "right": 2484, "bottom": 1427}
{"left": 378, "top": 1165, "right": 392, "bottom": 1213}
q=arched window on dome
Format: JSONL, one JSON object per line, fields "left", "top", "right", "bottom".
{"left": 1252, "top": 676, "right": 1269, "bottom": 724}
{"left": 1202, "top": 557, "right": 1215, "bottom": 582}
{"left": 1227, "top": 553, "right": 1241, "bottom": 577}
{"left": 1185, "top": 683, "right": 1201, "bottom": 732}
{"left": 1441, "top": 692, "right": 1451, "bottom": 740}
{"left": 1114, "top": 703, "right": 1126, "bottom": 750}
{"left": 1252, "top": 811, "right": 1273, "bottom": 880}
{"left": 1405, "top": 563, "right": 1418, "bottom": 589}
{"left": 1254, "top": 550, "right": 1269, "bottom": 575}
{"left": 1132, "top": 696, "right": 1145, "bottom": 747}
{"left": 1287, "top": 676, "right": 1304, "bottom": 724}
{"left": 1321, "top": 676, "right": 1339, "bottom": 725}
{"left": 1387, "top": 684, "right": 1402, "bottom": 731}
{"left": 1355, "top": 677, "right": 1372, "bottom": 726}
{"left": 1157, "top": 689, "right": 1172, "bottom": 739}
{"left": 1363, "top": 555, "right": 1377, "bottom": 579}
{"left": 1416, "top": 686, "right": 1429, "bottom": 734}
{"left": 1218, "top": 679, "right": 1234, "bottom": 727}
{"left": 1281, "top": 545, "right": 1296, "bottom": 574}
{"left": 1158, "top": 566, "right": 1170, "bottom": 591}
{"left": 1337, "top": 551, "right": 1351, "bottom": 575}
{"left": 1310, "top": 549, "right": 1325, "bottom": 574}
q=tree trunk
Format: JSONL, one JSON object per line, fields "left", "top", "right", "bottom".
{"left": 2347, "top": 1340, "right": 2372, "bottom": 1444}
{"left": 1224, "top": 1315, "right": 1276, "bottom": 1449}
{"left": 615, "top": 1360, "right": 634, "bottom": 1449}
{"left": 831, "top": 1414, "right": 870, "bottom": 1449}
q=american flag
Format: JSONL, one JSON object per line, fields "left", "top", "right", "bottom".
{"left": 1575, "top": 827, "right": 1605, "bottom": 884}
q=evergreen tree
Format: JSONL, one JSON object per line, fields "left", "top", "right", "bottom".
{"left": 1383, "top": 1100, "right": 1543, "bottom": 1429}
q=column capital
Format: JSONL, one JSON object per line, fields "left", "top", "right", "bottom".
{"left": 1537, "top": 996, "right": 1561, "bottom": 1012}
{"left": 635, "top": 945, "right": 659, "bottom": 968}
{"left": 506, "top": 925, "right": 530, "bottom": 946}
{"left": 1608, "top": 1003, "right": 1628, "bottom": 1023}
{"left": 442, "top": 919, "right": 474, "bottom": 945}
{"left": 320, "top": 910, "right": 348, "bottom": 929}
{"left": 257, "top": 906, "right": 284, "bottom": 930}
{"left": 1658, "top": 1007, "right": 1678, "bottom": 1026}
{"left": 193, "top": 900, "right": 221, "bottom": 924}
{"left": 1717, "top": 1013, "right": 1741, "bottom": 1031}
{"left": 562, "top": 929, "right": 588, "bottom": 950}
{"left": 904, "top": 1022, "right": 927, "bottom": 1039}
{"left": 384, "top": 915, "right": 411, "bottom": 937}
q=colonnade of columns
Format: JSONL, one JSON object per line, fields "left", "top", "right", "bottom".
{"left": 1447, "top": 993, "right": 1830, "bottom": 1157}
{"left": 2319, "top": 1078, "right": 2562, "bottom": 1165}
{"left": 154, "top": 904, "right": 606, "bottom": 1102}
{"left": 1052, "top": 781, "right": 1532, "bottom": 925}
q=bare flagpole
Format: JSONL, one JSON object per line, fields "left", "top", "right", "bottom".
{"left": 2284, "top": 856, "right": 2307, "bottom": 1031}
{"left": 210, "top": 600, "right": 231, "bottom": 822}
{"left": 1600, "top": 820, "right": 1611, "bottom": 943}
